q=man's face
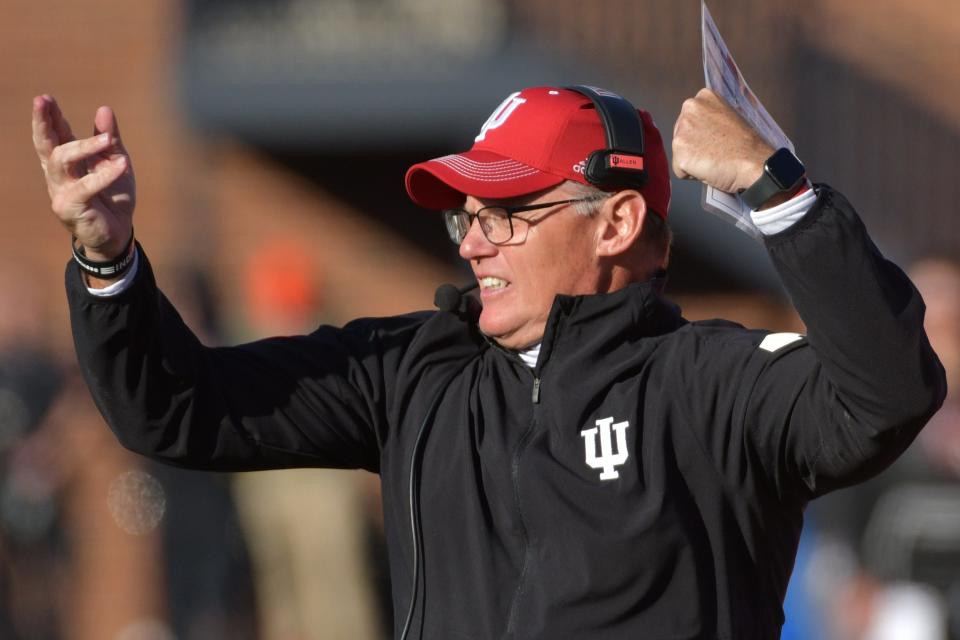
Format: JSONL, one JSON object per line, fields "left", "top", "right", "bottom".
{"left": 459, "top": 185, "right": 604, "bottom": 350}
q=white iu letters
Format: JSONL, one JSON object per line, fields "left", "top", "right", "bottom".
{"left": 580, "top": 417, "right": 630, "bottom": 481}
{"left": 474, "top": 92, "right": 527, "bottom": 142}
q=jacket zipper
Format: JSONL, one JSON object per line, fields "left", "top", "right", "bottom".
{"left": 480, "top": 337, "right": 548, "bottom": 634}
{"left": 506, "top": 365, "right": 541, "bottom": 635}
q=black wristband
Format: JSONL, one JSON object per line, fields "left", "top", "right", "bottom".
{"left": 71, "top": 230, "right": 136, "bottom": 279}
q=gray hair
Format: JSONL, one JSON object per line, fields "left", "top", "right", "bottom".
{"left": 562, "top": 180, "right": 673, "bottom": 272}
{"left": 561, "top": 180, "right": 614, "bottom": 216}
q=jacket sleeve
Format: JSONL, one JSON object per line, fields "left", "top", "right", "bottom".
{"left": 66, "top": 246, "right": 421, "bottom": 473}
{"left": 740, "top": 185, "right": 946, "bottom": 502}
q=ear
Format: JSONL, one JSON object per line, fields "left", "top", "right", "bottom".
{"left": 595, "top": 190, "right": 646, "bottom": 258}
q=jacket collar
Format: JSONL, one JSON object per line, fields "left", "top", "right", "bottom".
{"left": 532, "top": 280, "right": 686, "bottom": 374}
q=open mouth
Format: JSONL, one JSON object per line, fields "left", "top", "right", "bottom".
{"left": 479, "top": 276, "right": 510, "bottom": 292}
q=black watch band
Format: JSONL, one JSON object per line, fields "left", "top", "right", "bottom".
{"left": 741, "top": 148, "right": 806, "bottom": 210}
{"left": 71, "top": 229, "right": 136, "bottom": 279}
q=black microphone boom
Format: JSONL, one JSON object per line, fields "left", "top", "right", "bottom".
{"left": 434, "top": 282, "right": 479, "bottom": 312}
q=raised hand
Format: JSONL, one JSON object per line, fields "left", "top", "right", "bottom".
{"left": 671, "top": 89, "right": 774, "bottom": 195}
{"left": 32, "top": 95, "right": 136, "bottom": 261}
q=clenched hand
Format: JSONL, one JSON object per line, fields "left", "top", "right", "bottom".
{"left": 671, "top": 88, "right": 774, "bottom": 195}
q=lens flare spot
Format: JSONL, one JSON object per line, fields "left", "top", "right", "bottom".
{"left": 107, "top": 470, "right": 166, "bottom": 535}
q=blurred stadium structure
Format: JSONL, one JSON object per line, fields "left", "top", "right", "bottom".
{"left": 181, "top": 0, "right": 960, "bottom": 280}
{"left": 2, "top": 0, "right": 959, "bottom": 638}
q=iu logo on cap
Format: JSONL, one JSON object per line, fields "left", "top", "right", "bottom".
{"left": 580, "top": 417, "right": 630, "bottom": 481}
{"left": 475, "top": 92, "right": 527, "bottom": 142}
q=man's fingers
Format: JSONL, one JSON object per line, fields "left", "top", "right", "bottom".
{"left": 671, "top": 105, "right": 694, "bottom": 180}
{"left": 92, "top": 105, "right": 128, "bottom": 155}
{"left": 32, "top": 95, "right": 60, "bottom": 159}
{"left": 695, "top": 87, "right": 718, "bottom": 103}
{"left": 48, "top": 133, "right": 116, "bottom": 181}
{"left": 66, "top": 156, "right": 128, "bottom": 204}
{"left": 48, "top": 97, "right": 76, "bottom": 147}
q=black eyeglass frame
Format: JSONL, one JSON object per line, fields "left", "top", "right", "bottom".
{"left": 442, "top": 197, "right": 602, "bottom": 246}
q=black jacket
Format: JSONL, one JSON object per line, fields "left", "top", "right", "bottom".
{"left": 67, "top": 186, "right": 945, "bottom": 639}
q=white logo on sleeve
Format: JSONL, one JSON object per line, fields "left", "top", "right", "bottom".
{"left": 758, "top": 332, "right": 804, "bottom": 353}
{"left": 580, "top": 417, "right": 630, "bottom": 481}
{"left": 474, "top": 92, "right": 527, "bottom": 142}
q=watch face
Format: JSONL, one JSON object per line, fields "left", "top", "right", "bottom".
{"left": 766, "top": 148, "right": 805, "bottom": 190}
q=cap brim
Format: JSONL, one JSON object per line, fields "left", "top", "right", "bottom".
{"left": 405, "top": 149, "right": 565, "bottom": 210}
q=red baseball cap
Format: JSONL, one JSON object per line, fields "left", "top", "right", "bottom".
{"left": 405, "top": 86, "right": 671, "bottom": 218}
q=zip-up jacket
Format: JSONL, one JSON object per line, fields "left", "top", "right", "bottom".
{"left": 67, "top": 186, "right": 945, "bottom": 639}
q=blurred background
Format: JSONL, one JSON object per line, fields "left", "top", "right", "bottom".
{"left": 2, "top": 0, "right": 959, "bottom": 638}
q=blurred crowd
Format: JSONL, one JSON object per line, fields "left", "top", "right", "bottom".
{"left": 0, "top": 241, "right": 392, "bottom": 640}
{"left": 0, "top": 263, "right": 260, "bottom": 640}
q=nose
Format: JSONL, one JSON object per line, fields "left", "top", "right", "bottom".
{"left": 458, "top": 212, "right": 498, "bottom": 261}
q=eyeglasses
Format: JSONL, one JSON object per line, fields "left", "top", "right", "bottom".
{"left": 442, "top": 197, "right": 601, "bottom": 245}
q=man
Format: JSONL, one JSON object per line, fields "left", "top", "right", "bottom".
{"left": 33, "top": 85, "right": 945, "bottom": 639}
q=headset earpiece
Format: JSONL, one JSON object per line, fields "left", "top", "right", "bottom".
{"left": 565, "top": 85, "right": 649, "bottom": 191}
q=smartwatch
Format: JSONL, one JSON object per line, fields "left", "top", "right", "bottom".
{"left": 741, "top": 147, "right": 806, "bottom": 210}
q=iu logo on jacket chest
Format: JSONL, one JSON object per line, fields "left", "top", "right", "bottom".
{"left": 580, "top": 417, "right": 630, "bottom": 481}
